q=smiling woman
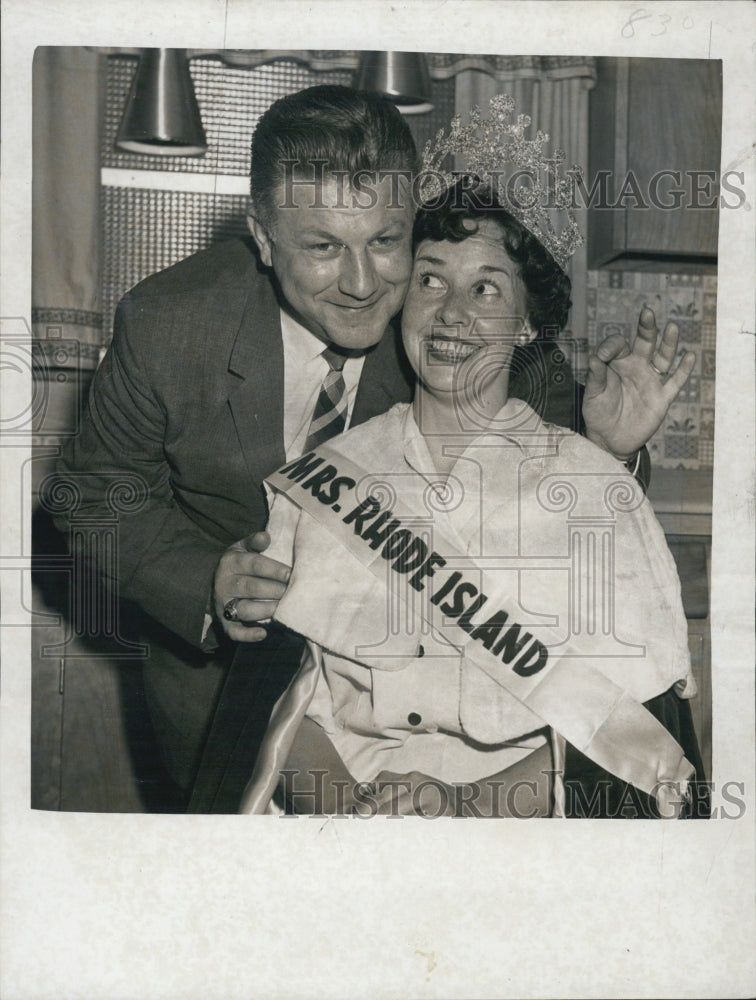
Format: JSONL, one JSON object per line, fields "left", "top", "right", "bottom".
{"left": 410, "top": 222, "right": 528, "bottom": 352}
{"left": 398, "top": 182, "right": 572, "bottom": 474}
{"left": 239, "top": 173, "right": 704, "bottom": 820}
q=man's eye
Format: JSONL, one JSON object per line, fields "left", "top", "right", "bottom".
{"left": 308, "top": 242, "right": 339, "bottom": 254}
{"left": 418, "top": 272, "right": 444, "bottom": 289}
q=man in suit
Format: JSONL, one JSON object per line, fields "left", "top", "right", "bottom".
{"left": 56, "top": 85, "right": 692, "bottom": 811}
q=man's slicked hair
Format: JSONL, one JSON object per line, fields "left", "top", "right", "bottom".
{"left": 250, "top": 84, "right": 419, "bottom": 229}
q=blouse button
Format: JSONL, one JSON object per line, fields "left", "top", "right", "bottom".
{"left": 408, "top": 712, "right": 422, "bottom": 726}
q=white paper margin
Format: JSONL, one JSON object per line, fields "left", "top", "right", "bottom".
{"left": 2, "top": 2, "right": 754, "bottom": 998}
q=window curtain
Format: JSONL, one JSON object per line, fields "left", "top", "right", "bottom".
{"left": 32, "top": 48, "right": 148, "bottom": 813}
{"left": 454, "top": 57, "right": 597, "bottom": 341}
{"left": 32, "top": 47, "right": 106, "bottom": 369}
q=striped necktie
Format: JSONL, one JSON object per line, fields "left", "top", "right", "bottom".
{"left": 304, "top": 346, "right": 348, "bottom": 453}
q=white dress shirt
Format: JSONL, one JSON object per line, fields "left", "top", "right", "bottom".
{"left": 279, "top": 308, "right": 366, "bottom": 461}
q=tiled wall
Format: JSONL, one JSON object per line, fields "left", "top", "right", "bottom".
{"left": 585, "top": 269, "right": 716, "bottom": 470}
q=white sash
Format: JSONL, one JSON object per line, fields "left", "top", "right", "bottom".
{"left": 266, "top": 446, "right": 694, "bottom": 816}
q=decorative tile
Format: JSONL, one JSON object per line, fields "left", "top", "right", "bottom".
{"left": 641, "top": 272, "right": 663, "bottom": 291}
{"left": 700, "top": 378, "right": 716, "bottom": 406}
{"left": 701, "top": 323, "right": 716, "bottom": 349}
{"left": 699, "top": 408, "right": 715, "bottom": 440}
{"left": 668, "top": 273, "right": 703, "bottom": 287}
{"left": 698, "top": 440, "right": 714, "bottom": 466}
{"left": 597, "top": 288, "right": 649, "bottom": 325}
{"left": 702, "top": 293, "right": 717, "bottom": 323}
{"left": 676, "top": 374, "right": 700, "bottom": 403}
{"left": 665, "top": 406, "right": 697, "bottom": 432}
{"left": 668, "top": 288, "right": 701, "bottom": 315}
{"left": 594, "top": 293, "right": 624, "bottom": 322}
{"left": 588, "top": 266, "right": 715, "bottom": 471}
{"left": 676, "top": 320, "right": 702, "bottom": 343}
{"left": 664, "top": 435, "right": 699, "bottom": 460}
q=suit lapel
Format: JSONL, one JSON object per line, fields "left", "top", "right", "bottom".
{"left": 226, "top": 274, "right": 413, "bottom": 485}
{"left": 226, "top": 267, "right": 287, "bottom": 485}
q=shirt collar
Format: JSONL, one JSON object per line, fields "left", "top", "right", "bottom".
{"left": 279, "top": 307, "right": 330, "bottom": 364}
{"left": 401, "top": 396, "right": 551, "bottom": 468}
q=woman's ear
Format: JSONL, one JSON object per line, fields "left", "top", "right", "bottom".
{"left": 247, "top": 212, "right": 273, "bottom": 268}
{"left": 518, "top": 321, "right": 537, "bottom": 345}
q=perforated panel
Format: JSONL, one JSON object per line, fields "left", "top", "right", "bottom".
{"left": 103, "top": 55, "right": 353, "bottom": 174}
{"left": 101, "top": 187, "right": 250, "bottom": 335}
{"left": 101, "top": 52, "right": 457, "bottom": 342}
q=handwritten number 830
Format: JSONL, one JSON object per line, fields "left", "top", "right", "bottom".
{"left": 622, "top": 9, "right": 696, "bottom": 38}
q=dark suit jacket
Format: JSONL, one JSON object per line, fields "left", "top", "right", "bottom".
{"left": 56, "top": 238, "right": 415, "bottom": 791}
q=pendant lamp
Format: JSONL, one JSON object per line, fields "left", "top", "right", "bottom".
{"left": 354, "top": 51, "right": 433, "bottom": 114}
{"left": 116, "top": 48, "right": 207, "bottom": 156}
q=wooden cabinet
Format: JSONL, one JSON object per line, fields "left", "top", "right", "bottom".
{"left": 686, "top": 612, "right": 712, "bottom": 782}
{"left": 588, "top": 57, "right": 722, "bottom": 267}
{"left": 647, "top": 470, "right": 713, "bottom": 780}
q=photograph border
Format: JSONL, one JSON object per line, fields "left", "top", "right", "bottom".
{"left": 2, "top": 3, "right": 754, "bottom": 999}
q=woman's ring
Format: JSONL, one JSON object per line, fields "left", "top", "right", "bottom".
{"left": 648, "top": 358, "right": 666, "bottom": 377}
{"left": 223, "top": 598, "right": 241, "bottom": 622}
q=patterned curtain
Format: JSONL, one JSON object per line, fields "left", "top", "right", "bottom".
{"left": 32, "top": 47, "right": 106, "bottom": 365}
{"left": 175, "top": 51, "right": 594, "bottom": 85}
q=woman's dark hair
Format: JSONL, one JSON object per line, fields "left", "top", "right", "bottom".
{"left": 412, "top": 179, "right": 572, "bottom": 337}
{"left": 251, "top": 85, "right": 419, "bottom": 231}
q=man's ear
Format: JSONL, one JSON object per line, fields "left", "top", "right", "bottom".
{"left": 247, "top": 212, "right": 273, "bottom": 268}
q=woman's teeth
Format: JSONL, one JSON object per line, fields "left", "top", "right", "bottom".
{"left": 427, "top": 338, "right": 480, "bottom": 362}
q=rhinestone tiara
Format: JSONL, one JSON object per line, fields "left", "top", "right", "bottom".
{"left": 418, "top": 95, "right": 584, "bottom": 271}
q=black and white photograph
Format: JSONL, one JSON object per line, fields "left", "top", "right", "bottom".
{"left": 2, "top": 2, "right": 754, "bottom": 998}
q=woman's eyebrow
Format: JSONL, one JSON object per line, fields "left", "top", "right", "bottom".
{"left": 415, "top": 254, "right": 510, "bottom": 275}
{"left": 414, "top": 253, "right": 446, "bottom": 265}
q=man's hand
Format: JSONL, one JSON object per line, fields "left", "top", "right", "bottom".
{"left": 582, "top": 306, "right": 696, "bottom": 460}
{"left": 213, "top": 530, "right": 290, "bottom": 642}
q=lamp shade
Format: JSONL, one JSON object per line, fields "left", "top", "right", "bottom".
{"left": 354, "top": 51, "right": 433, "bottom": 114}
{"left": 116, "top": 48, "right": 207, "bottom": 156}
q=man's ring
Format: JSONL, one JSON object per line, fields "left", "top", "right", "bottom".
{"left": 223, "top": 598, "right": 241, "bottom": 622}
{"left": 648, "top": 358, "right": 665, "bottom": 377}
